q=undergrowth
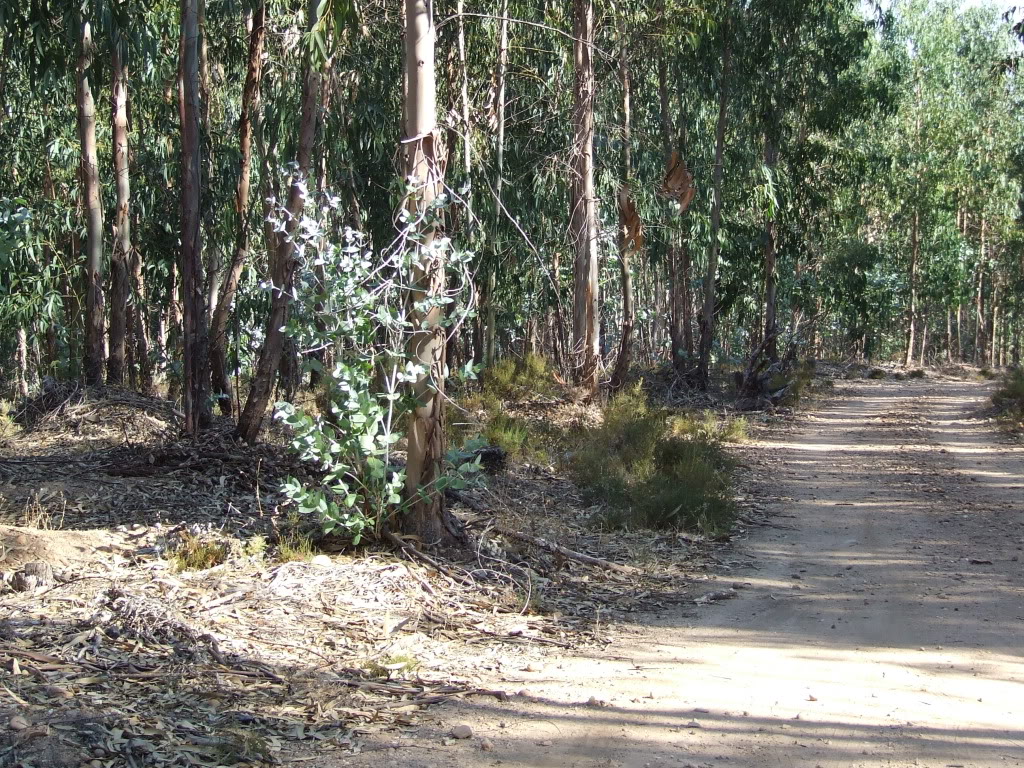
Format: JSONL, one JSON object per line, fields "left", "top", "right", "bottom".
{"left": 569, "top": 384, "right": 734, "bottom": 535}
{"left": 483, "top": 354, "right": 561, "bottom": 400}
{"left": 992, "top": 368, "right": 1024, "bottom": 427}
{"left": 172, "top": 533, "right": 229, "bottom": 572}
{"left": 449, "top": 354, "right": 569, "bottom": 463}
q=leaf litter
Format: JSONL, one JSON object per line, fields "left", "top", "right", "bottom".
{"left": 0, "top": 386, "right": 730, "bottom": 766}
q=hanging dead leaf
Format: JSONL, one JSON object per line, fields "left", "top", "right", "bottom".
{"left": 617, "top": 185, "right": 645, "bottom": 254}
{"left": 660, "top": 150, "right": 697, "bottom": 212}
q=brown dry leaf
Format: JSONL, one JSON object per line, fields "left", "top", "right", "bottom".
{"left": 660, "top": 150, "right": 697, "bottom": 212}
{"left": 617, "top": 185, "right": 645, "bottom": 254}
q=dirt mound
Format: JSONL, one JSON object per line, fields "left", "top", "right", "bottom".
{"left": 0, "top": 524, "right": 121, "bottom": 572}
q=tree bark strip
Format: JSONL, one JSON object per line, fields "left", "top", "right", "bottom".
{"left": 762, "top": 133, "right": 779, "bottom": 362}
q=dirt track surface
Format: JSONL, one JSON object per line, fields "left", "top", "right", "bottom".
{"left": 363, "top": 380, "right": 1024, "bottom": 767}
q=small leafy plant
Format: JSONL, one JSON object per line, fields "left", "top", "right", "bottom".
{"left": 274, "top": 189, "right": 479, "bottom": 544}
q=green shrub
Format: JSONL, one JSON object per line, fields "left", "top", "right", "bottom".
{"left": 908, "top": 369, "right": 926, "bottom": 379}
{"left": 671, "top": 411, "right": 748, "bottom": 443}
{"left": 979, "top": 367, "right": 998, "bottom": 380}
{"left": 483, "top": 354, "right": 559, "bottom": 400}
{"left": 483, "top": 413, "right": 534, "bottom": 461}
{"left": 570, "top": 385, "right": 734, "bottom": 534}
{"left": 867, "top": 368, "right": 886, "bottom": 379}
{"left": 993, "top": 368, "right": 1024, "bottom": 415}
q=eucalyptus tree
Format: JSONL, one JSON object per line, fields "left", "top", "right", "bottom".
{"left": 400, "top": 0, "right": 460, "bottom": 543}
{"left": 570, "top": 0, "right": 600, "bottom": 393}
{"left": 236, "top": 0, "right": 322, "bottom": 442}
{"left": 76, "top": 11, "right": 106, "bottom": 385}
{"left": 210, "top": 1, "right": 266, "bottom": 414}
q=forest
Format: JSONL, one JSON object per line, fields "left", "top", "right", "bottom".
{"left": 2, "top": 2, "right": 1024, "bottom": 766}
{"left": 1, "top": 0, "right": 1023, "bottom": 542}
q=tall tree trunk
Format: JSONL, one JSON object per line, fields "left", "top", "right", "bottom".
{"left": 0, "top": 34, "right": 10, "bottom": 130}
{"left": 696, "top": 39, "right": 731, "bottom": 389}
{"left": 956, "top": 302, "right": 963, "bottom": 362}
{"left": 660, "top": 56, "right": 687, "bottom": 372}
{"left": 975, "top": 219, "right": 986, "bottom": 364}
{"left": 481, "top": 0, "right": 509, "bottom": 369}
{"left": 198, "top": 0, "right": 219, "bottom": 323}
{"left": 236, "top": 0, "right": 320, "bottom": 442}
{"left": 762, "top": 133, "right": 779, "bottom": 362}
{"left": 570, "top": 0, "right": 599, "bottom": 393}
{"left": 16, "top": 327, "right": 29, "bottom": 398}
{"left": 610, "top": 21, "right": 635, "bottom": 392}
{"left": 989, "top": 276, "right": 999, "bottom": 367}
{"left": 130, "top": 248, "right": 154, "bottom": 395}
{"left": 108, "top": 37, "right": 131, "bottom": 386}
{"left": 77, "top": 16, "right": 105, "bottom": 385}
{"left": 946, "top": 309, "right": 953, "bottom": 364}
{"left": 211, "top": 1, "right": 266, "bottom": 415}
{"left": 179, "top": 0, "right": 209, "bottom": 432}
{"left": 400, "top": 0, "right": 458, "bottom": 546}
{"left": 904, "top": 209, "right": 919, "bottom": 368}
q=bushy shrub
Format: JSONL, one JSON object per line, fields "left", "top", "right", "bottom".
{"left": 908, "top": 369, "right": 926, "bottom": 379}
{"left": 993, "top": 368, "right": 1024, "bottom": 416}
{"left": 672, "top": 410, "right": 748, "bottom": 443}
{"left": 483, "top": 354, "right": 560, "bottom": 400}
{"left": 867, "top": 368, "right": 886, "bottom": 379}
{"left": 570, "top": 385, "right": 734, "bottom": 534}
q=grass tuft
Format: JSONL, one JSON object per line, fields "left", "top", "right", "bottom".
{"left": 172, "top": 533, "right": 229, "bottom": 572}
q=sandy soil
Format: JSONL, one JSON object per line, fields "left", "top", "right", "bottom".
{"left": 349, "top": 379, "right": 1024, "bottom": 768}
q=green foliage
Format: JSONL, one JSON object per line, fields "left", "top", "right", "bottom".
{"left": 482, "top": 413, "right": 554, "bottom": 463}
{"left": 672, "top": 410, "right": 748, "bottom": 443}
{"left": 277, "top": 529, "right": 314, "bottom": 563}
{"left": 992, "top": 369, "right": 1024, "bottom": 420}
{"left": 483, "top": 355, "right": 560, "bottom": 400}
{"left": 275, "top": 198, "right": 478, "bottom": 544}
{"left": 0, "top": 400, "right": 20, "bottom": 442}
{"left": 570, "top": 385, "right": 734, "bottom": 534}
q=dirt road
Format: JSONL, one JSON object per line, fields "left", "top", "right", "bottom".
{"left": 378, "top": 379, "right": 1024, "bottom": 767}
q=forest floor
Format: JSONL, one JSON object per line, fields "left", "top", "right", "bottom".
{"left": 1, "top": 374, "right": 1022, "bottom": 767}
{"left": 333, "top": 376, "right": 1024, "bottom": 768}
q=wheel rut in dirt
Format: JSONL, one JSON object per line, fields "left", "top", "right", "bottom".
{"left": 373, "top": 379, "right": 1024, "bottom": 768}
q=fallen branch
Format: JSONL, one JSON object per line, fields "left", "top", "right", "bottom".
{"left": 493, "top": 526, "right": 641, "bottom": 575}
